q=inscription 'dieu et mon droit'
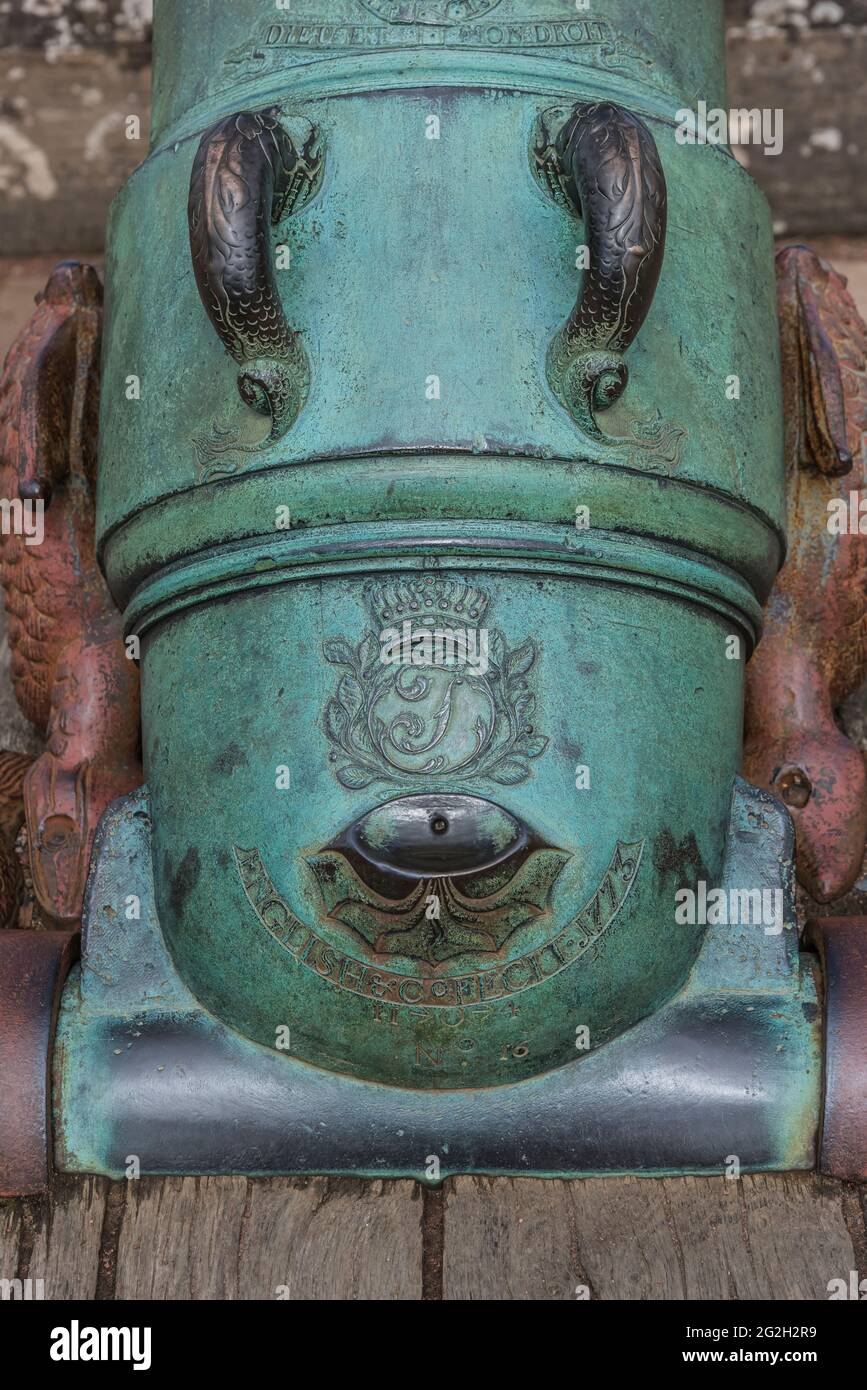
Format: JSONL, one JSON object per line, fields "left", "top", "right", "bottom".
{"left": 224, "top": 0, "right": 657, "bottom": 79}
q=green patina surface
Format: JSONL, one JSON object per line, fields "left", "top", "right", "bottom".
{"left": 140, "top": 565, "right": 737, "bottom": 1087}
{"left": 86, "top": 0, "right": 800, "bottom": 1104}
{"left": 53, "top": 781, "right": 821, "bottom": 1177}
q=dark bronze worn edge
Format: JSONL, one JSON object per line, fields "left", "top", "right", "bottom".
{"left": 538, "top": 101, "right": 668, "bottom": 439}
{"left": 188, "top": 106, "right": 322, "bottom": 470}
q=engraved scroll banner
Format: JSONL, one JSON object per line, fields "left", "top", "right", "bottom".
{"left": 234, "top": 838, "right": 644, "bottom": 1008}
{"left": 224, "top": 10, "right": 656, "bottom": 80}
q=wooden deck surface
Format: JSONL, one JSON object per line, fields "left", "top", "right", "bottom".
{"left": 2, "top": 1173, "right": 866, "bottom": 1300}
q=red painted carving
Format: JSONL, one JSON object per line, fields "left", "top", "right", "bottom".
{"left": 0, "top": 263, "right": 142, "bottom": 925}
{"left": 0, "top": 750, "right": 32, "bottom": 929}
{"left": 745, "top": 247, "right": 867, "bottom": 903}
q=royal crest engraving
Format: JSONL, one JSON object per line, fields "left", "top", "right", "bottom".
{"left": 322, "top": 577, "right": 549, "bottom": 790}
{"left": 358, "top": 0, "right": 502, "bottom": 21}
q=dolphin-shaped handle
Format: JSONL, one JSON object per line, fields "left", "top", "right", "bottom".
{"left": 545, "top": 102, "right": 668, "bottom": 438}
{"left": 188, "top": 106, "right": 321, "bottom": 443}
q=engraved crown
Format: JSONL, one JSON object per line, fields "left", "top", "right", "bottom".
{"left": 369, "top": 576, "right": 490, "bottom": 628}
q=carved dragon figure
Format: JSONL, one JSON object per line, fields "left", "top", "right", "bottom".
{"left": 0, "top": 262, "right": 142, "bottom": 926}
{"left": 745, "top": 246, "right": 867, "bottom": 903}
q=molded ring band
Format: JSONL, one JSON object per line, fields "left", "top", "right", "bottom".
{"left": 123, "top": 517, "right": 764, "bottom": 648}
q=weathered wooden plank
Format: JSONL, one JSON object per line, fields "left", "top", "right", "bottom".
{"left": 569, "top": 1176, "right": 705, "bottom": 1301}
{"left": 443, "top": 1174, "right": 862, "bottom": 1300}
{"left": 441, "top": 1177, "right": 583, "bottom": 1301}
{"left": 0, "top": 1199, "right": 24, "bottom": 1294}
{"left": 240, "top": 1178, "right": 423, "bottom": 1300}
{"left": 26, "top": 1175, "right": 108, "bottom": 1301}
{"left": 1, "top": 1170, "right": 864, "bottom": 1300}
{"left": 655, "top": 1174, "right": 859, "bottom": 1300}
{"left": 114, "top": 1176, "right": 248, "bottom": 1300}
{"left": 114, "top": 1176, "right": 423, "bottom": 1301}
{"left": 735, "top": 1173, "right": 861, "bottom": 1300}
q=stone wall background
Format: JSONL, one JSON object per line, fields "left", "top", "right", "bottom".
{"left": 0, "top": 1, "right": 864, "bottom": 255}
